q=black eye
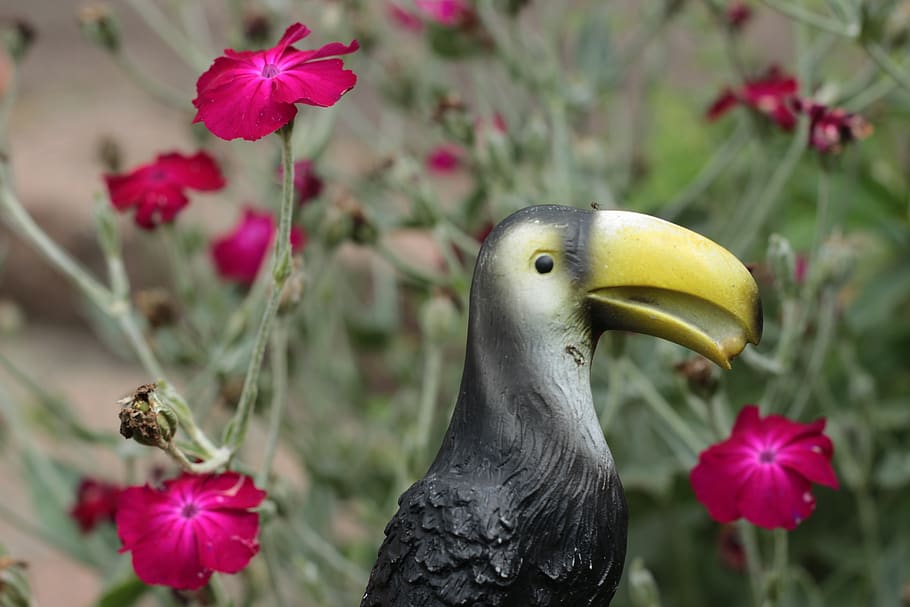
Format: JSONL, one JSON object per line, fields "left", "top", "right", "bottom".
{"left": 535, "top": 255, "right": 554, "bottom": 274}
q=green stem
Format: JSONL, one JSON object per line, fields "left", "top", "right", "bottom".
{"left": 739, "top": 521, "right": 765, "bottom": 607}
{"left": 733, "top": 121, "right": 808, "bottom": 257}
{"left": 758, "top": 0, "right": 856, "bottom": 37}
{"left": 863, "top": 43, "right": 910, "bottom": 94}
{"left": 375, "top": 241, "right": 450, "bottom": 287}
{"left": 0, "top": 65, "right": 19, "bottom": 154}
{"left": 414, "top": 344, "right": 443, "bottom": 465}
{"left": 0, "top": 167, "right": 111, "bottom": 308}
{"left": 262, "top": 529, "right": 290, "bottom": 607}
{"left": 664, "top": 121, "right": 750, "bottom": 220}
{"left": 622, "top": 359, "right": 705, "bottom": 458}
{"left": 111, "top": 51, "right": 189, "bottom": 110}
{"left": 125, "top": 0, "right": 209, "bottom": 70}
{"left": 257, "top": 319, "right": 289, "bottom": 487}
{"left": 224, "top": 124, "right": 296, "bottom": 453}
{"left": 769, "top": 528, "right": 790, "bottom": 605}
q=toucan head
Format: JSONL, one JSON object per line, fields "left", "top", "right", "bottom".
{"left": 471, "top": 205, "right": 762, "bottom": 369}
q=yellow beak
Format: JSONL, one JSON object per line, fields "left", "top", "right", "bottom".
{"left": 585, "top": 211, "right": 762, "bottom": 369}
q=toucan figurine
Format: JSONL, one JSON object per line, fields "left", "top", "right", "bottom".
{"left": 361, "top": 205, "right": 762, "bottom": 606}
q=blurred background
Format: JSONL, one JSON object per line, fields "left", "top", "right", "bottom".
{"left": 1, "top": 0, "right": 909, "bottom": 605}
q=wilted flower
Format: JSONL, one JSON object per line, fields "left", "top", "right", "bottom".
{"left": 70, "top": 478, "right": 121, "bottom": 533}
{"left": 193, "top": 23, "right": 358, "bottom": 141}
{"left": 116, "top": 472, "right": 266, "bottom": 590}
{"left": 387, "top": 2, "right": 425, "bottom": 32}
{"left": 725, "top": 2, "right": 752, "bottom": 30}
{"left": 415, "top": 0, "right": 473, "bottom": 27}
{"left": 690, "top": 405, "right": 838, "bottom": 530}
{"left": 707, "top": 66, "right": 799, "bottom": 131}
{"left": 794, "top": 98, "right": 873, "bottom": 154}
{"left": 104, "top": 151, "right": 225, "bottom": 229}
{"left": 426, "top": 144, "right": 464, "bottom": 174}
{"left": 211, "top": 208, "right": 306, "bottom": 285}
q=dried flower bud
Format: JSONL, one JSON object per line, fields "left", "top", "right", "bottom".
{"left": 118, "top": 384, "right": 178, "bottom": 447}
{"left": 279, "top": 257, "right": 305, "bottom": 312}
{"left": 0, "top": 19, "right": 36, "bottom": 62}
{"left": 242, "top": 10, "right": 272, "bottom": 47}
{"left": 135, "top": 289, "right": 177, "bottom": 329}
{"left": 96, "top": 134, "right": 122, "bottom": 173}
{"left": 78, "top": 4, "right": 121, "bottom": 53}
{"left": 0, "top": 551, "right": 31, "bottom": 607}
{"left": 674, "top": 356, "right": 718, "bottom": 398}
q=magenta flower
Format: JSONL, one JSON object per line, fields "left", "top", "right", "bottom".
{"left": 426, "top": 144, "right": 463, "bottom": 174}
{"left": 211, "top": 207, "right": 306, "bottom": 285}
{"left": 690, "top": 405, "right": 838, "bottom": 530}
{"left": 116, "top": 472, "right": 266, "bottom": 590}
{"left": 193, "top": 23, "right": 358, "bottom": 141}
{"left": 387, "top": 2, "right": 425, "bottom": 32}
{"left": 104, "top": 151, "right": 225, "bottom": 229}
{"left": 707, "top": 66, "right": 799, "bottom": 131}
{"left": 70, "top": 478, "right": 121, "bottom": 533}
{"left": 794, "top": 98, "right": 873, "bottom": 154}
{"left": 415, "top": 0, "right": 472, "bottom": 26}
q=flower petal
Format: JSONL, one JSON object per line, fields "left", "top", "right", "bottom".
{"left": 706, "top": 89, "right": 739, "bottom": 121}
{"left": 194, "top": 69, "right": 298, "bottom": 141}
{"left": 777, "top": 435, "right": 839, "bottom": 489}
{"left": 130, "top": 516, "right": 212, "bottom": 589}
{"left": 272, "top": 58, "right": 358, "bottom": 107}
{"left": 690, "top": 446, "right": 752, "bottom": 523}
{"left": 737, "top": 465, "right": 815, "bottom": 530}
{"left": 155, "top": 152, "right": 225, "bottom": 191}
{"left": 195, "top": 510, "right": 261, "bottom": 574}
{"left": 195, "top": 472, "right": 267, "bottom": 510}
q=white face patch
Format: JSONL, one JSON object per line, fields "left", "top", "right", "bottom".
{"left": 490, "top": 222, "right": 583, "bottom": 338}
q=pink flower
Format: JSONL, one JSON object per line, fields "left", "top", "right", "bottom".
{"left": 690, "top": 405, "right": 838, "bottom": 530}
{"left": 104, "top": 151, "right": 225, "bottom": 229}
{"left": 707, "top": 66, "right": 799, "bottom": 131}
{"left": 426, "top": 144, "right": 463, "bottom": 174}
{"left": 387, "top": 2, "right": 424, "bottom": 32}
{"left": 70, "top": 478, "right": 121, "bottom": 533}
{"left": 794, "top": 98, "right": 873, "bottom": 154}
{"left": 211, "top": 207, "right": 306, "bottom": 285}
{"left": 726, "top": 3, "right": 752, "bottom": 30}
{"left": 415, "top": 0, "right": 472, "bottom": 26}
{"left": 278, "top": 159, "right": 324, "bottom": 205}
{"left": 193, "top": 23, "right": 358, "bottom": 141}
{"left": 116, "top": 472, "right": 266, "bottom": 590}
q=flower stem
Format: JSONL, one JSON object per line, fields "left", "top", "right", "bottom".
{"left": 257, "top": 318, "right": 289, "bottom": 487}
{"left": 769, "top": 528, "right": 790, "bottom": 605}
{"left": 863, "top": 43, "right": 910, "bottom": 95}
{"left": 739, "top": 521, "right": 765, "bottom": 607}
{"left": 223, "top": 123, "right": 296, "bottom": 453}
{"left": 0, "top": 167, "right": 111, "bottom": 308}
{"left": 732, "top": 120, "right": 808, "bottom": 257}
{"left": 758, "top": 0, "right": 856, "bottom": 37}
{"left": 111, "top": 51, "right": 190, "bottom": 110}
{"left": 622, "top": 359, "right": 705, "bottom": 460}
{"left": 413, "top": 343, "right": 443, "bottom": 466}
{"left": 125, "top": 0, "right": 209, "bottom": 70}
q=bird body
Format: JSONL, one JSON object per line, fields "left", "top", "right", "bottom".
{"left": 362, "top": 206, "right": 761, "bottom": 606}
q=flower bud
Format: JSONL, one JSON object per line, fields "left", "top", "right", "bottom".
{"left": 766, "top": 234, "right": 797, "bottom": 297}
{"left": 419, "top": 292, "right": 460, "bottom": 344}
{"left": 0, "top": 299, "right": 24, "bottom": 336}
{"left": 628, "top": 558, "right": 662, "bottom": 607}
{"left": 93, "top": 197, "right": 121, "bottom": 259}
{"left": 673, "top": 356, "right": 718, "bottom": 399}
{"left": 135, "top": 289, "right": 177, "bottom": 330}
{"left": 0, "top": 19, "right": 36, "bottom": 62}
{"left": 78, "top": 4, "right": 121, "bottom": 54}
{"left": 118, "top": 384, "right": 178, "bottom": 447}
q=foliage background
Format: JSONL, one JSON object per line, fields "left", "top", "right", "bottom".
{"left": 1, "top": 0, "right": 909, "bottom": 606}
